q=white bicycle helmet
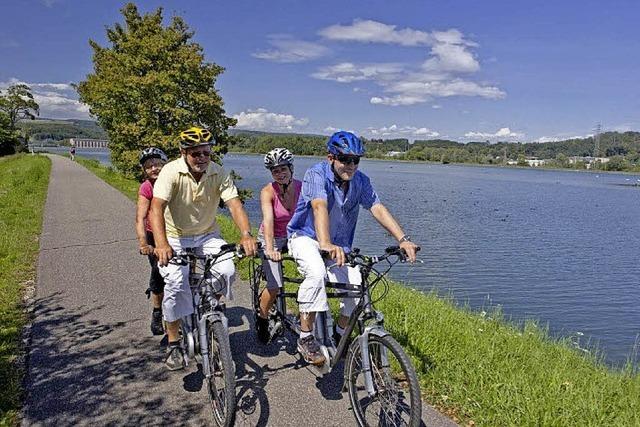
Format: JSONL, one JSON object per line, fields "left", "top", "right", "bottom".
{"left": 139, "top": 147, "right": 168, "bottom": 165}
{"left": 264, "top": 148, "right": 294, "bottom": 169}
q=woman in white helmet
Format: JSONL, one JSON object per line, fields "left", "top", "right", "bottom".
{"left": 256, "top": 148, "right": 302, "bottom": 343}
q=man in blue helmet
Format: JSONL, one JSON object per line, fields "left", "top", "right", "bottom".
{"left": 287, "top": 130, "right": 419, "bottom": 366}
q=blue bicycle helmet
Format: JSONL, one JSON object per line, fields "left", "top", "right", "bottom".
{"left": 326, "top": 131, "right": 365, "bottom": 156}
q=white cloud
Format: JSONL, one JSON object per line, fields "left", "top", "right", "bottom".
{"left": 312, "top": 21, "right": 503, "bottom": 106}
{"left": 432, "top": 104, "right": 442, "bottom": 109}
{"left": 365, "top": 124, "right": 440, "bottom": 139}
{"left": 233, "top": 108, "right": 309, "bottom": 131}
{"left": 253, "top": 35, "right": 330, "bottom": 63}
{"left": 319, "top": 19, "right": 433, "bottom": 46}
{"left": 464, "top": 127, "right": 523, "bottom": 140}
{"left": 312, "top": 62, "right": 403, "bottom": 83}
{"left": 369, "top": 78, "right": 505, "bottom": 106}
{"left": 535, "top": 134, "right": 593, "bottom": 143}
{"left": 0, "top": 78, "right": 90, "bottom": 119}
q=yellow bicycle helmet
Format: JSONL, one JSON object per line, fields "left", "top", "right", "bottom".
{"left": 179, "top": 126, "right": 214, "bottom": 148}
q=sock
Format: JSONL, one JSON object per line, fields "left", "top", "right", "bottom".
{"left": 169, "top": 340, "right": 180, "bottom": 348}
{"left": 300, "top": 330, "right": 312, "bottom": 339}
{"left": 153, "top": 307, "right": 162, "bottom": 313}
{"left": 335, "top": 325, "right": 345, "bottom": 336}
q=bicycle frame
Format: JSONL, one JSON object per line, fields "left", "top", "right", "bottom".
{"left": 252, "top": 248, "right": 398, "bottom": 384}
{"left": 173, "top": 247, "right": 232, "bottom": 374}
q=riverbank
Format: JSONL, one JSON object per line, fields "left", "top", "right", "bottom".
{"left": 0, "top": 154, "right": 50, "bottom": 425}
{"left": 74, "top": 155, "right": 640, "bottom": 426}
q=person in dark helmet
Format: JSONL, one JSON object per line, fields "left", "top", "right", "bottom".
{"left": 287, "top": 131, "right": 419, "bottom": 366}
{"left": 135, "top": 147, "right": 169, "bottom": 336}
{"left": 255, "top": 148, "right": 302, "bottom": 344}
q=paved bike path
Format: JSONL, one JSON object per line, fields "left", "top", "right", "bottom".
{"left": 22, "top": 155, "right": 457, "bottom": 426}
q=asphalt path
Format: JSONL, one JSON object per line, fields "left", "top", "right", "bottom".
{"left": 22, "top": 155, "right": 457, "bottom": 426}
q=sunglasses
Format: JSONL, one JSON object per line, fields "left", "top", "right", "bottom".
{"left": 335, "top": 155, "right": 360, "bottom": 165}
{"left": 188, "top": 150, "right": 211, "bottom": 158}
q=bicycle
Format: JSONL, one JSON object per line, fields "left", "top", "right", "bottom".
{"left": 249, "top": 245, "right": 422, "bottom": 427}
{"left": 169, "top": 243, "right": 240, "bottom": 427}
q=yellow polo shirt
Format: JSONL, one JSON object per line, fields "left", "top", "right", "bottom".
{"left": 153, "top": 157, "right": 239, "bottom": 238}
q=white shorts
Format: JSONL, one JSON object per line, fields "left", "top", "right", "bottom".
{"left": 288, "top": 234, "right": 361, "bottom": 315}
{"left": 159, "top": 232, "right": 235, "bottom": 322}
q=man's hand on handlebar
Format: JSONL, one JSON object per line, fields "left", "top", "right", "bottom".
{"left": 154, "top": 244, "right": 174, "bottom": 267}
{"left": 320, "top": 242, "right": 346, "bottom": 266}
{"left": 239, "top": 234, "right": 258, "bottom": 258}
{"left": 399, "top": 241, "right": 419, "bottom": 263}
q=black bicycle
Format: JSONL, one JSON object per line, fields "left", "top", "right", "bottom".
{"left": 169, "top": 243, "right": 240, "bottom": 427}
{"left": 249, "top": 246, "right": 422, "bottom": 427}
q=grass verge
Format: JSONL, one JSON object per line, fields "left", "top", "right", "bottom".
{"left": 0, "top": 154, "right": 51, "bottom": 426}
{"left": 75, "top": 155, "right": 640, "bottom": 426}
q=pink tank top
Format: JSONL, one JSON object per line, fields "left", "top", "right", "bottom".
{"left": 261, "top": 180, "right": 302, "bottom": 238}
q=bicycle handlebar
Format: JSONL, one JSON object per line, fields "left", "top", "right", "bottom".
{"left": 168, "top": 242, "right": 241, "bottom": 265}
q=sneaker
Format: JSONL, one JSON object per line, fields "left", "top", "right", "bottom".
{"left": 165, "top": 345, "right": 186, "bottom": 371}
{"left": 297, "top": 335, "right": 326, "bottom": 366}
{"left": 150, "top": 310, "right": 164, "bottom": 336}
{"left": 256, "top": 316, "right": 270, "bottom": 344}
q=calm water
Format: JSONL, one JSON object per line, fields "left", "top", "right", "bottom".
{"left": 48, "top": 148, "right": 640, "bottom": 366}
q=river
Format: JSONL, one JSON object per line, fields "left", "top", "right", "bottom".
{"left": 38, "top": 147, "right": 640, "bottom": 367}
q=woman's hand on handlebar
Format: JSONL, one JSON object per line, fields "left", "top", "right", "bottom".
{"left": 139, "top": 244, "right": 154, "bottom": 256}
{"left": 399, "top": 240, "right": 419, "bottom": 263}
{"left": 239, "top": 235, "right": 258, "bottom": 258}
{"left": 154, "top": 244, "right": 174, "bottom": 267}
{"left": 320, "top": 242, "right": 346, "bottom": 266}
{"left": 265, "top": 248, "right": 282, "bottom": 262}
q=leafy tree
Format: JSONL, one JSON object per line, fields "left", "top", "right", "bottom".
{"left": 77, "top": 3, "right": 236, "bottom": 177}
{"left": 0, "top": 84, "right": 39, "bottom": 155}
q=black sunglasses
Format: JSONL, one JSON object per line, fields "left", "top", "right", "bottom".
{"left": 188, "top": 150, "right": 211, "bottom": 158}
{"left": 335, "top": 155, "right": 360, "bottom": 165}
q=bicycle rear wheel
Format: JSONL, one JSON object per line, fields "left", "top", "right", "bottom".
{"left": 206, "top": 320, "right": 236, "bottom": 427}
{"left": 345, "top": 334, "right": 422, "bottom": 427}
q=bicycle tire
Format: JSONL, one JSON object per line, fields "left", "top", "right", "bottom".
{"left": 345, "top": 334, "right": 422, "bottom": 427}
{"left": 249, "top": 260, "right": 264, "bottom": 324}
{"left": 206, "top": 320, "right": 236, "bottom": 427}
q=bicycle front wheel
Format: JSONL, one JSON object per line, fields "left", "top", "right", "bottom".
{"left": 249, "top": 260, "right": 264, "bottom": 324}
{"left": 206, "top": 320, "right": 236, "bottom": 427}
{"left": 345, "top": 333, "right": 422, "bottom": 427}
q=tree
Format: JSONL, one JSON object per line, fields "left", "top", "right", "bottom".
{"left": 77, "top": 3, "right": 236, "bottom": 177}
{"left": 0, "top": 84, "right": 39, "bottom": 155}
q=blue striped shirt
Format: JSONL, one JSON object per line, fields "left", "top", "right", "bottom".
{"left": 287, "top": 161, "right": 381, "bottom": 249}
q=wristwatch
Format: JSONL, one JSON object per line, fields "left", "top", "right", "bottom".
{"left": 399, "top": 235, "right": 412, "bottom": 243}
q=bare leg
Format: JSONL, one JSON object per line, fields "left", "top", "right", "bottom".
{"left": 166, "top": 320, "right": 180, "bottom": 342}
{"left": 300, "top": 311, "right": 316, "bottom": 333}
{"left": 258, "top": 288, "right": 278, "bottom": 318}
{"left": 152, "top": 292, "right": 163, "bottom": 309}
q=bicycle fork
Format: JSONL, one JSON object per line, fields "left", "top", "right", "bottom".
{"left": 199, "top": 312, "right": 228, "bottom": 380}
{"left": 355, "top": 326, "right": 390, "bottom": 397}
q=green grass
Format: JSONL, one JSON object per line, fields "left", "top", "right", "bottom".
{"left": 0, "top": 154, "right": 51, "bottom": 426}
{"left": 74, "top": 157, "right": 640, "bottom": 426}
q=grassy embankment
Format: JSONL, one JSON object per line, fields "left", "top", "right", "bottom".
{"left": 0, "top": 154, "right": 51, "bottom": 426}
{"left": 76, "top": 155, "right": 640, "bottom": 426}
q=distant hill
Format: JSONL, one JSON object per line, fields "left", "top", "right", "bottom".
{"left": 19, "top": 118, "right": 107, "bottom": 142}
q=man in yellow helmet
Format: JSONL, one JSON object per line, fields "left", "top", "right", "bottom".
{"left": 150, "top": 126, "right": 257, "bottom": 371}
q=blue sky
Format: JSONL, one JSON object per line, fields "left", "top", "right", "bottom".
{"left": 1, "top": 0, "right": 639, "bottom": 142}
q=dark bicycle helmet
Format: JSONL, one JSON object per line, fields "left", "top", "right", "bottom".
{"left": 326, "top": 131, "right": 365, "bottom": 156}
{"left": 139, "top": 147, "right": 168, "bottom": 166}
{"left": 264, "top": 148, "right": 294, "bottom": 169}
{"left": 179, "top": 126, "right": 214, "bottom": 149}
